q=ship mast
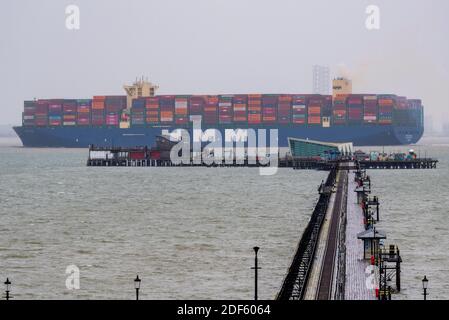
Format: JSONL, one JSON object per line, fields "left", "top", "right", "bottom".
{"left": 123, "top": 76, "right": 159, "bottom": 109}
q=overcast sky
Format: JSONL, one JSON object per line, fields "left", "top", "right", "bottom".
{"left": 1, "top": 0, "right": 448, "bottom": 127}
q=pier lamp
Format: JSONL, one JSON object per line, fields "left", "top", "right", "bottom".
{"left": 251, "top": 247, "right": 261, "bottom": 300}
{"left": 4, "top": 278, "right": 11, "bottom": 301}
{"left": 422, "top": 276, "right": 428, "bottom": 300}
{"left": 134, "top": 275, "right": 141, "bottom": 301}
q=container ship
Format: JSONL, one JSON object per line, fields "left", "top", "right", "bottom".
{"left": 13, "top": 77, "right": 424, "bottom": 148}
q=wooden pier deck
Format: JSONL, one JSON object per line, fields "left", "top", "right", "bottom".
{"left": 302, "top": 175, "right": 338, "bottom": 300}
{"left": 87, "top": 155, "right": 438, "bottom": 170}
{"left": 345, "top": 170, "right": 376, "bottom": 300}
{"left": 316, "top": 168, "right": 347, "bottom": 300}
{"left": 87, "top": 145, "right": 438, "bottom": 170}
{"left": 277, "top": 161, "right": 404, "bottom": 300}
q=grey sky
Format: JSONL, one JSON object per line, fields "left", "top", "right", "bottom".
{"left": 1, "top": 0, "right": 448, "bottom": 127}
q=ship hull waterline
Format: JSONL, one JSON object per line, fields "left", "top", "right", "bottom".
{"left": 13, "top": 124, "right": 423, "bottom": 148}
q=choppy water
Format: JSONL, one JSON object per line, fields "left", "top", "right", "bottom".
{"left": 0, "top": 136, "right": 448, "bottom": 300}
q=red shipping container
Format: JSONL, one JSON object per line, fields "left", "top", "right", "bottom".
{"left": 130, "top": 151, "right": 146, "bottom": 160}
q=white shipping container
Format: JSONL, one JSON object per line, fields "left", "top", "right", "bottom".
{"left": 89, "top": 151, "right": 115, "bottom": 160}
{"left": 175, "top": 101, "right": 188, "bottom": 108}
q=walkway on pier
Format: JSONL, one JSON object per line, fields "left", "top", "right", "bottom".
{"left": 344, "top": 169, "right": 376, "bottom": 300}
{"left": 302, "top": 177, "right": 336, "bottom": 300}
{"left": 277, "top": 161, "right": 404, "bottom": 300}
{"left": 303, "top": 167, "right": 347, "bottom": 300}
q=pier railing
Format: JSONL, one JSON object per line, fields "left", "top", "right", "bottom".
{"left": 276, "top": 165, "right": 338, "bottom": 300}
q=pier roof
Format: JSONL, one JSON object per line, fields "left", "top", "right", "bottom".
{"left": 288, "top": 137, "right": 354, "bottom": 157}
{"left": 357, "top": 228, "right": 387, "bottom": 240}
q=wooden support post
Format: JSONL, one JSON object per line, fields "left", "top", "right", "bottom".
{"left": 396, "top": 248, "right": 401, "bottom": 292}
{"left": 376, "top": 202, "right": 379, "bottom": 222}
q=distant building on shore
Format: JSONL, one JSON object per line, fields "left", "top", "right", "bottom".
{"left": 313, "top": 65, "right": 331, "bottom": 95}
{"left": 443, "top": 123, "right": 449, "bottom": 137}
{"left": 424, "top": 115, "right": 435, "bottom": 135}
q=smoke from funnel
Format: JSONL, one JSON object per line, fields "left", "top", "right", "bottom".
{"left": 336, "top": 63, "right": 352, "bottom": 79}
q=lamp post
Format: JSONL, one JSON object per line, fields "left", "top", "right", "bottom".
{"left": 4, "top": 278, "right": 11, "bottom": 301}
{"left": 134, "top": 275, "right": 141, "bottom": 301}
{"left": 422, "top": 275, "right": 428, "bottom": 300}
{"left": 251, "top": 247, "right": 261, "bottom": 300}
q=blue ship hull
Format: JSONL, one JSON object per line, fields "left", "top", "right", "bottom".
{"left": 13, "top": 124, "right": 423, "bottom": 147}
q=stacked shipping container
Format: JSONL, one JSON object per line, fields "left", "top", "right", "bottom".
{"left": 363, "top": 95, "right": 378, "bottom": 124}
{"left": 333, "top": 95, "right": 347, "bottom": 125}
{"left": 204, "top": 96, "right": 217, "bottom": 124}
{"left": 23, "top": 101, "right": 37, "bottom": 126}
{"left": 62, "top": 100, "right": 77, "bottom": 126}
{"left": 292, "top": 95, "right": 307, "bottom": 125}
{"left": 378, "top": 95, "right": 395, "bottom": 125}
{"left": 394, "top": 96, "right": 416, "bottom": 126}
{"left": 145, "top": 97, "right": 159, "bottom": 124}
{"left": 105, "top": 96, "right": 126, "bottom": 126}
{"left": 189, "top": 96, "right": 203, "bottom": 115}
{"left": 322, "top": 95, "right": 333, "bottom": 118}
{"left": 248, "top": 94, "right": 262, "bottom": 124}
{"left": 21, "top": 93, "right": 421, "bottom": 129}
{"left": 307, "top": 95, "right": 322, "bottom": 125}
{"left": 77, "top": 99, "right": 91, "bottom": 126}
{"left": 92, "top": 96, "right": 106, "bottom": 126}
{"left": 175, "top": 96, "right": 189, "bottom": 125}
{"left": 278, "top": 95, "right": 292, "bottom": 124}
{"left": 131, "top": 98, "right": 145, "bottom": 125}
{"left": 347, "top": 95, "right": 363, "bottom": 124}
{"left": 262, "top": 95, "right": 277, "bottom": 123}
{"left": 219, "top": 95, "right": 233, "bottom": 124}
{"left": 35, "top": 100, "right": 49, "bottom": 126}
{"left": 160, "top": 96, "right": 175, "bottom": 124}
{"left": 233, "top": 95, "right": 247, "bottom": 122}
{"left": 48, "top": 100, "right": 63, "bottom": 126}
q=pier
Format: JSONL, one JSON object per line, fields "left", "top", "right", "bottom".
{"left": 86, "top": 144, "right": 428, "bottom": 300}
{"left": 277, "top": 161, "right": 402, "bottom": 300}
{"left": 86, "top": 145, "right": 437, "bottom": 170}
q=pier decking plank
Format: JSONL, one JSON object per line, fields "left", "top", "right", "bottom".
{"left": 344, "top": 173, "right": 376, "bottom": 300}
{"left": 303, "top": 189, "right": 336, "bottom": 300}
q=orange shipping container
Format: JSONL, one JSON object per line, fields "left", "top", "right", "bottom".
{"left": 248, "top": 114, "right": 261, "bottom": 120}
{"left": 308, "top": 117, "right": 321, "bottom": 124}
{"left": 278, "top": 95, "right": 292, "bottom": 102}
{"left": 175, "top": 108, "right": 188, "bottom": 115}
{"left": 92, "top": 101, "right": 105, "bottom": 109}
{"left": 308, "top": 106, "right": 321, "bottom": 114}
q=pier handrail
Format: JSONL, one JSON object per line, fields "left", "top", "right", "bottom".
{"left": 276, "top": 165, "right": 338, "bottom": 300}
